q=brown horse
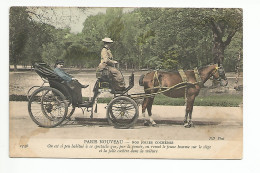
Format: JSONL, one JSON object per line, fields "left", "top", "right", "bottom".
{"left": 139, "top": 64, "right": 228, "bottom": 128}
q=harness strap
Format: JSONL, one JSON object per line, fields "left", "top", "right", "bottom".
{"left": 144, "top": 69, "right": 202, "bottom": 92}
{"left": 138, "top": 66, "right": 218, "bottom": 100}
{"left": 178, "top": 69, "right": 187, "bottom": 82}
{"left": 194, "top": 67, "right": 203, "bottom": 87}
{"left": 212, "top": 66, "right": 219, "bottom": 75}
{"left": 177, "top": 69, "right": 188, "bottom": 101}
{"left": 132, "top": 82, "right": 196, "bottom": 99}
{"left": 153, "top": 70, "right": 162, "bottom": 91}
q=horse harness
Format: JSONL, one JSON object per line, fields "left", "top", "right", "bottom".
{"left": 146, "top": 68, "right": 204, "bottom": 92}
{"left": 210, "top": 66, "right": 222, "bottom": 81}
{"left": 131, "top": 66, "right": 219, "bottom": 100}
{"left": 152, "top": 70, "right": 163, "bottom": 91}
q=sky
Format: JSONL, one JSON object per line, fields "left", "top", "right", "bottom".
{"left": 28, "top": 7, "right": 134, "bottom": 33}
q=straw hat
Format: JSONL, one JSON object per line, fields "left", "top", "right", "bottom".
{"left": 102, "top": 37, "right": 113, "bottom": 43}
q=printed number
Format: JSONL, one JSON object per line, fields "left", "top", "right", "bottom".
{"left": 209, "top": 137, "right": 215, "bottom": 140}
{"left": 20, "top": 144, "right": 28, "bottom": 148}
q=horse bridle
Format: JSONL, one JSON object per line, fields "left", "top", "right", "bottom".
{"left": 211, "top": 66, "right": 222, "bottom": 81}
{"left": 211, "top": 65, "right": 226, "bottom": 81}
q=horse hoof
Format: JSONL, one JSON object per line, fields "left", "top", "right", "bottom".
{"left": 152, "top": 124, "right": 158, "bottom": 127}
{"left": 184, "top": 123, "right": 191, "bottom": 128}
{"left": 144, "top": 121, "right": 150, "bottom": 126}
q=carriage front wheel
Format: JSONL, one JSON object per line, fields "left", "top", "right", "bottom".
{"left": 28, "top": 87, "right": 68, "bottom": 128}
{"left": 107, "top": 96, "right": 139, "bottom": 129}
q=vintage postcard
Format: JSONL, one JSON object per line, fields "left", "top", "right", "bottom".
{"left": 9, "top": 7, "right": 243, "bottom": 159}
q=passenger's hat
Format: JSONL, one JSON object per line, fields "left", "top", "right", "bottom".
{"left": 102, "top": 37, "right": 113, "bottom": 43}
{"left": 55, "top": 59, "right": 64, "bottom": 65}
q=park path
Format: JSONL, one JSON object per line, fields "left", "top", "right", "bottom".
{"left": 10, "top": 101, "right": 242, "bottom": 125}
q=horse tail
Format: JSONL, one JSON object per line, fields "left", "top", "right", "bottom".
{"left": 139, "top": 74, "right": 145, "bottom": 86}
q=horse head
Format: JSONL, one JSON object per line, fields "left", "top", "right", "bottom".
{"left": 212, "top": 64, "right": 228, "bottom": 86}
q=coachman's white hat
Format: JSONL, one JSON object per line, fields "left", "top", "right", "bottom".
{"left": 102, "top": 37, "right": 113, "bottom": 43}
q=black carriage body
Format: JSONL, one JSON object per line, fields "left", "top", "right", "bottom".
{"left": 34, "top": 63, "right": 135, "bottom": 99}
{"left": 28, "top": 62, "right": 139, "bottom": 128}
{"left": 95, "top": 68, "right": 113, "bottom": 92}
{"left": 95, "top": 68, "right": 135, "bottom": 95}
{"left": 33, "top": 63, "right": 75, "bottom": 104}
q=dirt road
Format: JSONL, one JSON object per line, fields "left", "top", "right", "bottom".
{"left": 9, "top": 101, "right": 243, "bottom": 158}
{"left": 10, "top": 101, "right": 242, "bottom": 141}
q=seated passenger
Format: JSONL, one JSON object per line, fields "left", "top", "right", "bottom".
{"left": 54, "top": 60, "right": 88, "bottom": 105}
{"left": 98, "top": 37, "right": 125, "bottom": 91}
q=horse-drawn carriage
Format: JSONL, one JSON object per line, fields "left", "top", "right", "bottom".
{"left": 27, "top": 62, "right": 228, "bottom": 129}
{"left": 27, "top": 62, "right": 139, "bottom": 129}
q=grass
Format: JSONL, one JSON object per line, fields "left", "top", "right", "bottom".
{"left": 153, "top": 94, "right": 242, "bottom": 107}
{"left": 10, "top": 94, "right": 242, "bottom": 107}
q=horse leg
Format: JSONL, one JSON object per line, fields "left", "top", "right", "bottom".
{"left": 188, "top": 107, "right": 194, "bottom": 127}
{"left": 142, "top": 97, "right": 150, "bottom": 126}
{"left": 184, "top": 95, "right": 195, "bottom": 128}
{"left": 184, "top": 111, "right": 189, "bottom": 125}
{"left": 147, "top": 97, "right": 156, "bottom": 126}
{"left": 142, "top": 97, "right": 156, "bottom": 126}
{"left": 142, "top": 97, "right": 150, "bottom": 117}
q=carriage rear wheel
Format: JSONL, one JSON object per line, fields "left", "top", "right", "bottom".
{"left": 106, "top": 96, "right": 139, "bottom": 129}
{"left": 66, "top": 105, "right": 75, "bottom": 119}
{"left": 64, "top": 92, "right": 75, "bottom": 119}
{"left": 28, "top": 87, "right": 68, "bottom": 128}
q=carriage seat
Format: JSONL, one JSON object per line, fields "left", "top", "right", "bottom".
{"left": 95, "top": 68, "right": 134, "bottom": 94}
{"left": 96, "top": 68, "right": 110, "bottom": 80}
{"left": 34, "top": 62, "right": 71, "bottom": 92}
{"left": 95, "top": 68, "right": 111, "bottom": 92}
{"left": 34, "top": 62, "right": 77, "bottom": 104}
{"left": 34, "top": 62, "right": 64, "bottom": 82}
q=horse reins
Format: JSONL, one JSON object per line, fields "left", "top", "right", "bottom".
{"left": 137, "top": 69, "right": 200, "bottom": 99}
{"left": 145, "top": 68, "right": 204, "bottom": 92}
{"left": 132, "top": 66, "right": 221, "bottom": 100}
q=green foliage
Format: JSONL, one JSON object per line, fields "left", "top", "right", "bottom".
{"left": 9, "top": 7, "right": 30, "bottom": 69}
{"left": 153, "top": 94, "right": 242, "bottom": 107}
{"left": 10, "top": 7, "right": 243, "bottom": 72}
{"left": 42, "top": 42, "right": 64, "bottom": 66}
{"left": 10, "top": 7, "right": 60, "bottom": 68}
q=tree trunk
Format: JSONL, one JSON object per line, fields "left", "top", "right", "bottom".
{"left": 210, "top": 20, "right": 238, "bottom": 88}
{"left": 125, "top": 62, "right": 128, "bottom": 71}
{"left": 14, "top": 64, "right": 18, "bottom": 71}
{"left": 211, "top": 20, "right": 237, "bottom": 65}
{"left": 212, "top": 39, "right": 225, "bottom": 65}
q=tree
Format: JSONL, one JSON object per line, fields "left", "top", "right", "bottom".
{"left": 82, "top": 8, "right": 127, "bottom": 68}
{"left": 9, "top": 7, "right": 30, "bottom": 70}
{"left": 10, "top": 7, "right": 63, "bottom": 69}
{"left": 136, "top": 8, "right": 242, "bottom": 70}
{"left": 10, "top": 7, "right": 242, "bottom": 72}
{"left": 197, "top": 8, "right": 243, "bottom": 65}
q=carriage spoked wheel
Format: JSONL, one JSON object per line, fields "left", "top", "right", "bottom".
{"left": 66, "top": 104, "right": 75, "bottom": 120}
{"left": 106, "top": 96, "right": 139, "bottom": 129}
{"left": 64, "top": 93, "right": 75, "bottom": 120}
{"left": 27, "top": 86, "right": 41, "bottom": 101}
{"left": 28, "top": 87, "right": 68, "bottom": 128}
